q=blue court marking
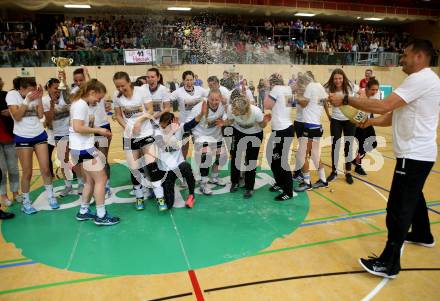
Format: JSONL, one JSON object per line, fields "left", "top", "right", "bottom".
{"left": 0, "top": 261, "right": 36, "bottom": 269}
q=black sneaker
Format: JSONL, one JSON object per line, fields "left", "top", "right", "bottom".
{"left": 312, "top": 179, "right": 329, "bottom": 189}
{"left": 244, "top": 190, "right": 253, "bottom": 199}
{"left": 405, "top": 232, "right": 435, "bottom": 248}
{"left": 275, "top": 192, "right": 292, "bottom": 201}
{"left": 345, "top": 173, "right": 354, "bottom": 184}
{"left": 230, "top": 183, "right": 239, "bottom": 193}
{"left": 326, "top": 171, "right": 337, "bottom": 182}
{"left": 294, "top": 182, "right": 312, "bottom": 192}
{"left": 355, "top": 165, "right": 367, "bottom": 176}
{"left": 0, "top": 209, "right": 15, "bottom": 220}
{"left": 94, "top": 213, "right": 120, "bottom": 226}
{"left": 358, "top": 257, "right": 398, "bottom": 279}
{"left": 76, "top": 208, "right": 97, "bottom": 221}
{"left": 269, "top": 184, "right": 282, "bottom": 192}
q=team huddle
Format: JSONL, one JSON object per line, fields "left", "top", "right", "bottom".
{"left": 4, "top": 66, "right": 381, "bottom": 226}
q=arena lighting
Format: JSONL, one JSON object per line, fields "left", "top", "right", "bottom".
{"left": 294, "top": 13, "right": 316, "bottom": 17}
{"left": 167, "top": 7, "right": 192, "bottom": 11}
{"left": 364, "top": 17, "right": 383, "bottom": 21}
{"left": 64, "top": 4, "right": 91, "bottom": 8}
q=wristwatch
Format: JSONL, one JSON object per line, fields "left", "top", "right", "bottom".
{"left": 343, "top": 94, "right": 349, "bottom": 105}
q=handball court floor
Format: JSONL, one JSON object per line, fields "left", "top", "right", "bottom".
{"left": 0, "top": 111, "right": 439, "bottom": 301}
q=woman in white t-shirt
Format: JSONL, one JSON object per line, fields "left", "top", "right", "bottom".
{"left": 323, "top": 68, "right": 357, "bottom": 184}
{"left": 292, "top": 72, "right": 305, "bottom": 181}
{"left": 170, "top": 70, "right": 209, "bottom": 159}
{"left": 6, "top": 77, "right": 59, "bottom": 214}
{"left": 293, "top": 72, "right": 329, "bottom": 192}
{"left": 43, "top": 78, "right": 73, "bottom": 197}
{"left": 69, "top": 79, "right": 119, "bottom": 226}
{"left": 155, "top": 106, "right": 207, "bottom": 209}
{"left": 72, "top": 67, "right": 112, "bottom": 197}
{"left": 264, "top": 73, "right": 295, "bottom": 201}
{"left": 113, "top": 72, "right": 166, "bottom": 211}
{"left": 188, "top": 89, "right": 227, "bottom": 195}
{"left": 352, "top": 78, "right": 380, "bottom": 176}
{"left": 145, "top": 68, "right": 171, "bottom": 125}
{"left": 218, "top": 89, "right": 270, "bottom": 198}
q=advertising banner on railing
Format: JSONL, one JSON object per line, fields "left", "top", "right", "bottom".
{"left": 124, "top": 49, "right": 155, "bottom": 64}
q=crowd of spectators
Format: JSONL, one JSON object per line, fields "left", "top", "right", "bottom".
{"left": 0, "top": 14, "right": 438, "bottom": 66}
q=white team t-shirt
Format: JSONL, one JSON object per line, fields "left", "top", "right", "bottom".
{"left": 71, "top": 86, "right": 108, "bottom": 127}
{"left": 227, "top": 105, "right": 264, "bottom": 134}
{"left": 113, "top": 86, "right": 154, "bottom": 138}
{"left": 219, "top": 85, "right": 231, "bottom": 106}
{"left": 330, "top": 86, "right": 358, "bottom": 121}
{"left": 69, "top": 99, "right": 95, "bottom": 150}
{"left": 171, "top": 86, "right": 209, "bottom": 123}
{"left": 392, "top": 67, "right": 440, "bottom": 161}
{"left": 155, "top": 126, "right": 186, "bottom": 171}
{"left": 189, "top": 101, "right": 225, "bottom": 143}
{"left": 268, "top": 85, "right": 293, "bottom": 131}
{"left": 303, "top": 82, "right": 328, "bottom": 125}
{"left": 6, "top": 90, "right": 45, "bottom": 138}
{"left": 144, "top": 84, "right": 170, "bottom": 118}
{"left": 295, "top": 103, "right": 304, "bottom": 123}
{"left": 42, "top": 94, "right": 70, "bottom": 137}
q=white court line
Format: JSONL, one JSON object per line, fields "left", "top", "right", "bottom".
{"left": 363, "top": 182, "right": 388, "bottom": 203}
{"left": 361, "top": 278, "right": 389, "bottom": 301}
{"left": 169, "top": 211, "right": 192, "bottom": 270}
{"left": 65, "top": 222, "right": 83, "bottom": 270}
{"left": 359, "top": 181, "right": 393, "bottom": 301}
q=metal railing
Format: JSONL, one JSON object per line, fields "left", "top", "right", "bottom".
{"left": 0, "top": 49, "right": 437, "bottom": 67}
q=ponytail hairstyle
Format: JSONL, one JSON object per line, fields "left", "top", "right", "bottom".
{"left": 45, "top": 78, "right": 60, "bottom": 91}
{"left": 268, "top": 73, "right": 284, "bottom": 87}
{"left": 230, "top": 89, "right": 251, "bottom": 117}
{"left": 19, "top": 77, "right": 37, "bottom": 89}
{"left": 159, "top": 111, "right": 175, "bottom": 126}
{"left": 113, "top": 71, "right": 133, "bottom": 97}
{"left": 71, "top": 79, "right": 107, "bottom": 101}
{"left": 12, "top": 77, "right": 21, "bottom": 90}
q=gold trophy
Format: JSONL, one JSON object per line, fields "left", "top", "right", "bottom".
{"left": 51, "top": 56, "right": 73, "bottom": 90}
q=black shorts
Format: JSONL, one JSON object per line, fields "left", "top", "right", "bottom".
{"left": 71, "top": 148, "right": 98, "bottom": 165}
{"left": 294, "top": 121, "right": 305, "bottom": 138}
{"left": 94, "top": 124, "right": 112, "bottom": 136}
{"left": 123, "top": 136, "right": 155, "bottom": 151}
{"left": 303, "top": 127, "right": 323, "bottom": 139}
{"left": 14, "top": 132, "right": 48, "bottom": 148}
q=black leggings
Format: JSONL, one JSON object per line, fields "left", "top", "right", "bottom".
{"left": 230, "top": 128, "right": 263, "bottom": 190}
{"left": 330, "top": 118, "right": 356, "bottom": 172}
{"left": 197, "top": 141, "right": 222, "bottom": 178}
{"left": 162, "top": 161, "right": 195, "bottom": 207}
{"left": 48, "top": 143, "right": 55, "bottom": 178}
{"left": 267, "top": 125, "right": 294, "bottom": 196}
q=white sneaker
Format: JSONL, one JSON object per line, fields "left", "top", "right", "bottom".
{"left": 200, "top": 183, "right": 213, "bottom": 195}
{"left": 59, "top": 186, "right": 73, "bottom": 197}
{"left": 209, "top": 177, "right": 227, "bottom": 186}
{"left": 129, "top": 189, "right": 135, "bottom": 196}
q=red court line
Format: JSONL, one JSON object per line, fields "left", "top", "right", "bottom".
{"left": 188, "top": 270, "right": 205, "bottom": 301}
